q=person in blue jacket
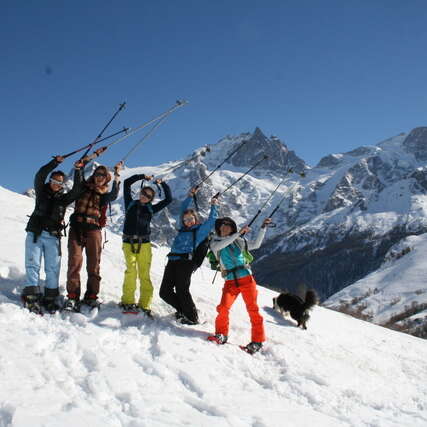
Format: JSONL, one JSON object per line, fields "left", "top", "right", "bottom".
{"left": 160, "top": 187, "right": 219, "bottom": 324}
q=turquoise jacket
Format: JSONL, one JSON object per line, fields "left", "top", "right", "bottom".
{"left": 210, "top": 227, "right": 267, "bottom": 281}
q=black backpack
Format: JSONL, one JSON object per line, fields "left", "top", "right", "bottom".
{"left": 168, "top": 228, "right": 212, "bottom": 272}
{"left": 190, "top": 230, "right": 212, "bottom": 272}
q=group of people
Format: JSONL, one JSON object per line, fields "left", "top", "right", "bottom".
{"left": 22, "top": 153, "right": 272, "bottom": 354}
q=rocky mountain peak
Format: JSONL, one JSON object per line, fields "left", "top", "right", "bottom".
{"left": 228, "top": 127, "right": 306, "bottom": 174}
{"left": 402, "top": 127, "right": 427, "bottom": 161}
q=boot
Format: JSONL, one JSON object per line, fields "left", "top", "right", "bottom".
{"left": 63, "top": 297, "right": 80, "bottom": 312}
{"left": 81, "top": 295, "right": 101, "bottom": 310}
{"left": 43, "top": 288, "right": 60, "bottom": 313}
{"left": 242, "top": 342, "right": 263, "bottom": 354}
{"left": 207, "top": 334, "right": 228, "bottom": 345}
{"left": 21, "top": 286, "right": 43, "bottom": 315}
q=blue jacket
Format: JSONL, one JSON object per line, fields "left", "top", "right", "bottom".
{"left": 168, "top": 196, "right": 218, "bottom": 259}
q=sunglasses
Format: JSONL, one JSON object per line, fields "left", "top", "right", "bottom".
{"left": 220, "top": 221, "right": 234, "bottom": 227}
{"left": 50, "top": 178, "right": 64, "bottom": 186}
{"left": 94, "top": 173, "right": 107, "bottom": 178}
{"left": 141, "top": 191, "right": 154, "bottom": 200}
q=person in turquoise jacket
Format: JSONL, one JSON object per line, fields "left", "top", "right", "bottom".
{"left": 160, "top": 187, "right": 219, "bottom": 324}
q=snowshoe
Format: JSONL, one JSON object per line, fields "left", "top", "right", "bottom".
{"left": 43, "top": 298, "right": 61, "bottom": 314}
{"left": 207, "top": 334, "right": 228, "bottom": 345}
{"left": 119, "top": 303, "right": 140, "bottom": 314}
{"left": 178, "top": 314, "right": 199, "bottom": 325}
{"left": 140, "top": 308, "right": 154, "bottom": 318}
{"left": 81, "top": 298, "right": 101, "bottom": 310}
{"left": 62, "top": 298, "right": 80, "bottom": 312}
{"left": 22, "top": 294, "right": 43, "bottom": 315}
{"left": 240, "top": 342, "right": 263, "bottom": 355}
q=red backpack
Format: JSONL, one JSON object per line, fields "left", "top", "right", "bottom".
{"left": 99, "top": 203, "right": 110, "bottom": 228}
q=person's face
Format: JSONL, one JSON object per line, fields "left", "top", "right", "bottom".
{"left": 139, "top": 189, "right": 154, "bottom": 204}
{"left": 219, "top": 221, "right": 234, "bottom": 237}
{"left": 49, "top": 174, "right": 65, "bottom": 192}
{"left": 94, "top": 170, "right": 107, "bottom": 185}
{"left": 182, "top": 213, "right": 196, "bottom": 228}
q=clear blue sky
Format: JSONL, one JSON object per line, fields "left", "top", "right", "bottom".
{"left": 2, "top": 0, "right": 427, "bottom": 193}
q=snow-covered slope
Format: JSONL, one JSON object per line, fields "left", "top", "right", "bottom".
{"left": 1, "top": 186, "right": 427, "bottom": 426}
{"left": 20, "top": 126, "right": 427, "bottom": 339}
{"left": 324, "top": 233, "right": 427, "bottom": 337}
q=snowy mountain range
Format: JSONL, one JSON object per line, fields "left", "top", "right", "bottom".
{"left": 1, "top": 185, "right": 427, "bottom": 426}
{"left": 22, "top": 126, "right": 427, "bottom": 337}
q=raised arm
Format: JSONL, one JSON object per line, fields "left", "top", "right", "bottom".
{"left": 246, "top": 218, "right": 271, "bottom": 250}
{"left": 124, "top": 174, "right": 147, "bottom": 209}
{"left": 210, "top": 232, "right": 240, "bottom": 253}
{"left": 246, "top": 227, "right": 267, "bottom": 250}
{"left": 61, "top": 165, "right": 85, "bottom": 204}
{"left": 34, "top": 157, "right": 62, "bottom": 195}
{"left": 195, "top": 198, "right": 219, "bottom": 242}
{"left": 102, "top": 161, "right": 122, "bottom": 205}
{"left": 152, "top": 181, "right": 172, "bottom": 213}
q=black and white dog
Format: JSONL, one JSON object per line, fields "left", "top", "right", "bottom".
{"left": 272, "top": 290, "right": 318, "bottom": 329}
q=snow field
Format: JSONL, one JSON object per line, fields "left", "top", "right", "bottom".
{"left": 0, "top": 186, "right": 427, "bottom": 426}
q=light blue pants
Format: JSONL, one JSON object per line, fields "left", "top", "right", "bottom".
{"left": 25, "top": 231, "right": 61, "bottom": 290}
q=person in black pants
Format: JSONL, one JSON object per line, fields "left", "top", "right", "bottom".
{"left": 160, "top": 187, "right": 219, "bottom": 324}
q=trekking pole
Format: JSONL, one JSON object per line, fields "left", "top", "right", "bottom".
{"left": 213, "top": 155, "right": 269, "bottom": 199}
{"left": 267, "top": 181, "right": 301, "bottom": 227}
{"left": 62, "top": 128, "right": 129, "bottom": 159}
{"left": 159, "top": 146, "right": 210, "bottom": 181}
{"left": 246, "top": 168, "right": 306, "bottom": 227}
{"left": 212, "top": 269, "right": 219, "bottom": 284}
{"left": 62, "top": 102, "right": 126, "bottom": 159}
{"left": 246, "top": 177, "right": 286, "bottom": 227}
{"left": 105, "top": 100, "right": 188, "bottom": 150}
{"left": 120, "top": 113, "right": 169, "bottom": 164}
{"left": 194, "top": 139, "right": 249, "bottom": 190}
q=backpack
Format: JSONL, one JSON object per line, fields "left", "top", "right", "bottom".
{"left": 190, "top": 230, "right": 211, "bottom": 272}
{"left": 207, "top": 238, "right": 253, "bottom": 271}
{"left": 99, "top": 203, "right": 110, "bottom": 228}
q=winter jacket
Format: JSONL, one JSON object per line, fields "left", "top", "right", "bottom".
{"left": 122, "top": 174, "right": 172, "bottom": 242}
{"left": 26, "top": 159, "right": 84, "bottom": 237}
{"left": 210, "top": 227, "right": 267, "bottom": 281}
{"left": 70, "top": 180, "right": 119, "bottom": 231}
{"left": 168, "top": 196, "right": 219, "bottom": 259}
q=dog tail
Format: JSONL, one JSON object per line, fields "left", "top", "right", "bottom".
{"left": 303, "top": 290, "right": 318, "bottom": 310}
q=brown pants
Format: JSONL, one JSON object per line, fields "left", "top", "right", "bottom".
{"left": 67, "top": 228, "right": 102, "bottom": 299}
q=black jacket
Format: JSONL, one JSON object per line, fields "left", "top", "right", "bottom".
{"left": 122, "top": 174, "right": 172, "bottom": 242}
{"left": 26, "top": 159, "right": 84, "bottom": 236}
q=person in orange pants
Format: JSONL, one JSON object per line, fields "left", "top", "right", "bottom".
{"left": 208, "top": 216, "right": 271, "bottom": 354}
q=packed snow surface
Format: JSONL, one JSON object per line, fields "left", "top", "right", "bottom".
{"left": 0, "top": 186, "right": 426, "bottom": 427}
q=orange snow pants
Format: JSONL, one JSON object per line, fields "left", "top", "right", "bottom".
{"left": 215, "top": 274, "right": 266, "bottom": 342}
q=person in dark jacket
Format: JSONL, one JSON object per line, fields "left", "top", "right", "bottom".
{"left": 120, "top": 174, "right": 172, "bottom": 315}
{"left": 23, "top": 155, "right": 84, "bottom": 313}
{"left": 64, "top": 152, "right": 122, "bottom": 311}
{"left": 159, "top": 187, "right": 219, "bottom": 324}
